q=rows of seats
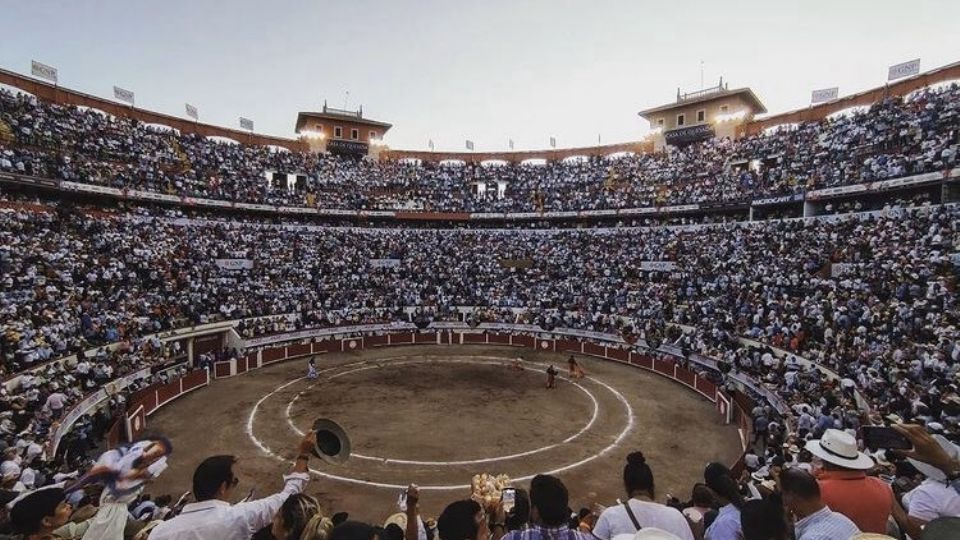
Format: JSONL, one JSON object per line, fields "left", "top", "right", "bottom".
{"left": 0, "top": 83, "right": 958, "bottom": 212}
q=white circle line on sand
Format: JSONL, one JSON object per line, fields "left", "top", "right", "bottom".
{"left": 247, "top": 354, "right": 635, "bottom": 490}
{"left": 283, "top": 357, "right": 601, "bottom": 466}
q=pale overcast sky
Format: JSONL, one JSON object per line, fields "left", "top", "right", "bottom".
{"left": 3, "top": 1, "right": 958, "bottom": 151}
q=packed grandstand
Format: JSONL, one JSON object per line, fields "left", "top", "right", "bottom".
{"left": 0, "top": 63, "right": 959, "bottom": 540}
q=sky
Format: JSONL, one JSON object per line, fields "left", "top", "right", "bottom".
{"left": 2, "top": 1, "right": 959, "bottom": 152}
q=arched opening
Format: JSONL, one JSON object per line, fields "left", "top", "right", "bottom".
{"left": 826, "top": 105, "right": 869, "bottom": 121}
{"left": 76, "top": 105, "right": 114, "bottom": 118}
{"left": 438, "top": 159, "right": 465, "bottom": 167}
{"left": 144, "top": 123, "right": 180, "bottom": 135}
{"left": 265, "top": 144, "right": 290, "bottom": 153}
{"left": 520, "top": 158, "right": 547, "bottom": 166}
{"left": 762, "top": 123, "right": 799, "bottom": 136}
{"left": 206, "top": 135, "right": 240, "bottom": 145}
{"left": 0, "top": 83, "right": 36, "bottom": 99}
{"left": 562, "top": 155, "right": 589, "bottom": 164}
{"left": 398, "top": 158, "right": 422, "bottom": 166}
{"left": 605, "top": 151, "right": 635, "bottom": 161}
{"left": 905, "top": 79, "right": 960, "bottom": 100}
{"left": 480, "top": 159, "right": 508, "bottom": 167}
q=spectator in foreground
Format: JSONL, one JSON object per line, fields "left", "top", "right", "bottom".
{"left": 437, "top": 500, "right": 488, "bottom": 540}
{"left": 804, "top": 429, "right": 892, "bottom": 534}
{"left": 702, "top": 463, "right": 744, "bottom": 540}
{"left": 8, "top": 485, "right": 88, "bottom": 539}
{"left": 780, "top": 468, "right": 860, "bottom": 540}
{"left": 148, "top": 431, "right": 315, "bottom": 540}
{"left": 895, "top": 427, "right": 960, "bottom": 528}
{"left": 592, "top": 452, "right": 695, "bottom": 540}
{"left": 739, "top": 499, "right": 787, "bottom": 540}
{"left": 501, "top": 474, "right": 587, "bottom": 540}
{"left": 270, "top": 493, "right": 334, "bottom": 540}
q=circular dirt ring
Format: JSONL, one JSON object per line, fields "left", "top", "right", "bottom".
{"left": 284, "top": 357, "right": 602, "bottom": 465}
{"left": 250, "top": 356, "right": 635, "bottom": 489}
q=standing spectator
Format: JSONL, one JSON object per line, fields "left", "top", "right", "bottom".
{"left": 148, "top": 431, "right": 315, "bottom": 540}
{"left": 805, "top": 430, "right": 893, "bottom": 534}
{"left": 592, "top": 452, "right": 695, "bottom": 540}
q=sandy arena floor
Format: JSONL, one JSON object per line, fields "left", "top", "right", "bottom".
{"left": 146, "top": 345, "right": 742, "bottom": 523}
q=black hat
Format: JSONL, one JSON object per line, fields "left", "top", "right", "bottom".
{"left": 311, "top": 418, "right": 351, "bottom": 464}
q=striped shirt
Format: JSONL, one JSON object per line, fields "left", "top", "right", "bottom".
{"left": 794, "top": 506, "right": 861, "bottom": 540}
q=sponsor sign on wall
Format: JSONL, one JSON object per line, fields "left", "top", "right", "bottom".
{"left": 810, "top": 87, "right": 839, "bottom": 104}
{"left": 888, "top": 58, "right": 920, "bottom": 80}
{"left": 640, "top": 261, "right": 678, "bottom": 271}
{"left": 31, "top": 60, "right": 58, "bottom": 83}
{"left": 215, "top": 259, "right": 254, "bottom": 270}
{"left": 113, "top": 86, "right": 135, "bottom": 105}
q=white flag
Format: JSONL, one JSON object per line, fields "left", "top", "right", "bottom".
{"left": 240, "top": 117, "right": 254, "bottom": 131}
{"left": 888, "top": 58, "right": 920, "bottom": 81}
{"left": 465, "top": 140, "right": 474, "bottom": 151}
{"left": 810, "top": 87, "right": 839, "bottom": 104}
{"left": 185, "top": 103, "right": 198, "bottom": 120}
{"left": 113, "top": 86, "right": 135, "bottom": 105}
{"left": 30, "top": 60, "right": 58, "bottom": 84}
{"left": 549, "top": 136, "right": 556, "bottom": 148}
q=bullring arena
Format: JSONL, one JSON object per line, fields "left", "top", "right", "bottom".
{"left": 135, "top": 335, "right": 743, "bottom": 521}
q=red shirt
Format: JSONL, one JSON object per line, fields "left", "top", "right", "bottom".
{"left": 817, "top": 469, "right": 893, "bottom": 534}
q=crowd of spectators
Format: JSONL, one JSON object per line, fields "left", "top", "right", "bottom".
{"left": 0, "top": 80, "right": 959, "bottom": 539}
{"left": 0, "top": 184, "right": 957, "bottom": 535}
{"left": 1, "top": 83, "right": 958, "bottom": 212}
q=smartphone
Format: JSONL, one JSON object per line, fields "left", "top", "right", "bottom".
{"left": 398, "top": 491, "right": 408, "bottom": 512}
{"left": 862, "top": 426, "right": 912, "bottom": 450}
{"left": 501, "top": 488, "right": 516, "bottom": 513}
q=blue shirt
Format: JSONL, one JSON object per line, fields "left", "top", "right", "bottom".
{"left": 794, "top": 506, "right": 861, "bottom": 540}
{"left": 704, "top": 504, "right": 742, "bottom": 540}
{"left": 501, "top": 524, "right": 589, "bottom": 540}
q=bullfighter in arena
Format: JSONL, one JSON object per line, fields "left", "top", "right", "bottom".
{"left": 567, "top": 355, "right": 585, "bottom": 379}
{"left": 307, "top": 357, "right": 318, "bottom": 379}
{"left": 546, "top": 365, "right": 558, "bottom": 389}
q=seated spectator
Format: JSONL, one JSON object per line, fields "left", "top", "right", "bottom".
{"left": 780, "top": 468, "right": 860, "bottom": 540}
{"left": 900, "top": 433, "right": 960, "bottom": 526}
{"left": 592, "top": 452, "right": 694, "bottom": 540}
{"left": 703, "top": 463, "right": 744, "bottom": 540}
{"left": 8, "top": 484, "right": 88, "bottom": 539}
{"left": 270, "top": 493, "right": 334, "bottom": 540}
{"left": 805, "top": 430, "right": 893, "bottom": 534}
{"left": 437, "top": 500, "right": 487, "bottom": 540}
{"left": 501, "top": 474, "right": 586, "bottom": 540}
{"left": 739, "top": 499, "right": 787, "bottom": 540}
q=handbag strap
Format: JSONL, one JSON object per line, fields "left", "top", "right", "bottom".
{"left": 622, "top": 500, "right": 642, "bottom": 531}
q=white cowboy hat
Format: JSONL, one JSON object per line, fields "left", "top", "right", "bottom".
{"left": 908, "top": 435, "right": 960, "bottom": 482}
{"left": 805, "top": 429, "right": 874, "bottom": 470}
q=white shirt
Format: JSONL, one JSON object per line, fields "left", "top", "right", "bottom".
{"left": 148, "top": 472, "right": 309, "bottom": 540}
{"left": 593, "top": 499, "right": 695, "bottom": 540}
{"left": 905, "top": 479, "right": 960, "bottom": 522}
